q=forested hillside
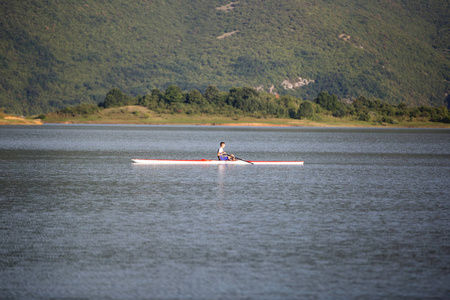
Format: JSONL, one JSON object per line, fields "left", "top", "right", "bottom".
{"left": 1, "top": 0, "right": 448, "bottom": 115}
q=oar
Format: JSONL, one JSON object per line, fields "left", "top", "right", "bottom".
{"left": 234, "top": 156, "right": 254, "bottom": 165}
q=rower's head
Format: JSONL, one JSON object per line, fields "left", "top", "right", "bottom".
{"left": 220, "top": 142, "right": 225, "bottom": 148}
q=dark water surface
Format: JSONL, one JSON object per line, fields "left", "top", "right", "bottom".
{"left": 0, "top": 125, "right": 449, "bottom": 299}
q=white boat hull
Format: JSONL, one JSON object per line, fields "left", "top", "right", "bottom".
{"left": 131, "top": 159, "right": 304, "bottom": 165}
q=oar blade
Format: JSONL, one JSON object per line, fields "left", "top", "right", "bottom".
{"left": 235, "top": 157, "right": 254, "bottom": 165}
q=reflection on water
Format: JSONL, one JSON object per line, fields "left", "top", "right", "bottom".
{"left": 0, "top": 125, "right": 449, "bottom": 299}
{"left": 217, "top": 164, "right": 227, "bottom": 201}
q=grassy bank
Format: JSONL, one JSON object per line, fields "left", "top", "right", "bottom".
{"left": 38, "top": 106, "right": 450, "bottom": 128}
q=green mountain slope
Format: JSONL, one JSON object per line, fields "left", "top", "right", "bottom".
{"left": 1, "top": 0, "right": 448, "bottom": 115}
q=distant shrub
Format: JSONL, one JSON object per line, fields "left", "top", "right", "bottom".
{"left": 358, "top": 112, "right": 370, "bottom": 121}
{"left": 332, "top": 108, "right": 347, "bottom": 118}
{"left": 382, "top": 116, "right": 397, "bottom": 124}
{"left": 310, "top": 115, "right": 323, "bottom": 122}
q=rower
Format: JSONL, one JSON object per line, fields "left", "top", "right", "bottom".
{"left": 217, "top": 142, "right": 235, "bottom": 161}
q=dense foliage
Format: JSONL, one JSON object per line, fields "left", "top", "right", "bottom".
{"left": 1, "top": 0, "right": 448, "bottom": 115}
{"left": 57, "top": 87, "right": 450, "bottom": 124}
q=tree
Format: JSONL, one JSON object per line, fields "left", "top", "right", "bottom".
{"left": 314, "top": 91, "right": 347, "bottom": 116}
{"left": 298, "top": 101, "right": 314, "bottom": 119}
{"left": 100, "top": 88, "right": 131, "bottom": 108}
{"left": 186, "top": 89, "right": 205, "bottom": 105}
{"left": 164, "top": 85, "right": 183, "bottom": 103}
{"left": 227, "top": 87, "right": 260, "bottom": 112}
{"left": 314, "top": 91, "right": 339, "bottom": 111}
{"left": 204, "top": 85, "right": 221, "bottom": 104}
{"left": 288, "top": 103, "right": 298, "bottom": 119}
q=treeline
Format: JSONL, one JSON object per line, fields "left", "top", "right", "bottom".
{"left": 55, "top": 86, "right": 450, "bottom": 124}
{"left": 312, "top": 92, "right": 450, "bottom": 124}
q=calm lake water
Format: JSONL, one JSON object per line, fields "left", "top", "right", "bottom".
{"left": 0, "top": 125, "right": 449, "bottom": 299}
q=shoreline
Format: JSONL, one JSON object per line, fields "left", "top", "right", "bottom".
{"left": 40, "top": 121, "right": 450, "bottom": 129}
{"left": 2, "top": 113, "right": 449, "bottom": 129}
{"left": 1, "top": 120, "right": 449, "bottom": 128}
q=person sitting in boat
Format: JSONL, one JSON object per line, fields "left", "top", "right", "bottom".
{"left": 217, "top": 142, "right": 235, "bottom": 161}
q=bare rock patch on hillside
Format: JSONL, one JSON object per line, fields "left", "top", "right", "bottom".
{"left": 217, "top": 30, "right": 240, "bottom": 39}
{"left": 216, "top": 1, "right": 239, "bottom": 12}
{"left": 281, "top": 77, "right": 315, "bottom": 89}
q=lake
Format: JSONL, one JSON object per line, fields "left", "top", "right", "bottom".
{"left": 0, "top": 125, "right": 449, "bottom": 299}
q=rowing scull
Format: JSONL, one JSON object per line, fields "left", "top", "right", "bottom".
{"left": 131, "top": 159, "right": 304, "bottom": 165}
